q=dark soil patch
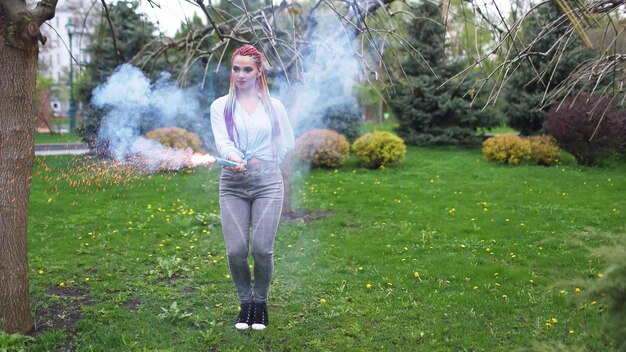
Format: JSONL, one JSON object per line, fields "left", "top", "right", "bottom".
{"left": 29, "top": 286, "right": 93, "bottom": 351}
{"left": 125, "top": 299, "right": 141, "bottom": 311}
{"left": 281, "top": 209, "right": 333, "bottom": 223}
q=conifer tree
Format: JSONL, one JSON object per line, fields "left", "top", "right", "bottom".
{"left": 389, "top": 0, "right": 500, "bottom": 147}
{"left": 503, "top": 3, "right": 596, "bottom": 135}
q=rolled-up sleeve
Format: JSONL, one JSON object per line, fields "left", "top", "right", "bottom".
{"left": 210, "top": 96, "right": 244, "bottom": 160}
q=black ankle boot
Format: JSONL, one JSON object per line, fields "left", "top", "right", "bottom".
{"left": 251, "top": 302, "right": 269, "bottom": 330}
{"left": 235, "top": 302, "right": 254, "bottom": 330}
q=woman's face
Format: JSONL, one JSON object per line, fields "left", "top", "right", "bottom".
{"left": 232, "top": 55, "right": 261, "bottom": 91}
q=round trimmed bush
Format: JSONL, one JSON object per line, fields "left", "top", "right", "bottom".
{"left": 352, "top": 131, "right": 406, "bottom": 169}
{"left": 482, "top": 135, "right": 531, "bottom": 165}
{"left": 145, "top": 127, "right": 205, "bottom": 153}
{"left": 293, "top": 129, "right": 350, "bottom": 169}
{"left": 528, "top": 135, "right": 560, "bottom": 166}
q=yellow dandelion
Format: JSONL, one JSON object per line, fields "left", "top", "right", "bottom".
{"left": 37, "top": 270, "right": 44, "bottom": 275}
{"left": 320, "top": 298, "right": 327, "bottom": 304}
{"left": 575, "top": 287, "right": 581, "bottom": 293}
{"left": 366, "top": 283, "right": 372, "bottom": 289}
{"left": 58, "top": 282, "right": 65, "bottom": 287}
{"left": 551, "top": 318, "right": 558, "bottom": 324}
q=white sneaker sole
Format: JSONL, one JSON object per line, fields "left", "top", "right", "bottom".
{"left": 251, "top": 323, "right": 267, "bottom": 330}
{"left": 235, "top": 323, "right": 250, "bottom": 330}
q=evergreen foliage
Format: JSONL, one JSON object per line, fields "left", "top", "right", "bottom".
{"left": 388, "top": 1, "right": 500, "bottom": 147}
{"left": 78, "top": 1, "right": 159, "bottom": 105}
{"left": 77, "top": 0, "right": 160, "bottom": 146}
{"left": 502, "top": 4, "right": 596, "bottom": 136}
{"left": 314, "top": 96, "right": 362, "bottom": 142}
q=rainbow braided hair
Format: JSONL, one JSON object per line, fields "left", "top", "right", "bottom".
{"left": 224, "top": 45, "right": 281, "bottom": 158}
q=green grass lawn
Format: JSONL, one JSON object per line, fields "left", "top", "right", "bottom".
{"left": 34, "top": 132, "right": 82, "bottom": 144}
{"left": 18, "top": 147, "right": 625, "bottom": 351}
{"left": 479, "top": 125, "right": 519, "bottom": 135}
{"left": 361, "top": 119, "right": 399, "bottom": 134}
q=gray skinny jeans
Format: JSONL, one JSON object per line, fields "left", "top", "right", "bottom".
{"left": 219, "top": 161, "right": 284, "bottom": 304}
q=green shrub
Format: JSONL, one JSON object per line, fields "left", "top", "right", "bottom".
{"left": 598, "top": 244, "right": 626, "bottom": 351}
{"left": 293, "top": 129, "right": 350, "bottom": 169}
{"left": 577, "top": 237, "right": 626, "bottom": 352}
{"left": 528, "top": 135, "right": 560, "bottom": 166}
{"left": 352, "top": 131, "right": 406, "bottom": 169}
{"left": 482, "top": 135, "right": 531, "bottom": 165}
{"left": 145, "top": 127, "right": 205, "bottom": 153}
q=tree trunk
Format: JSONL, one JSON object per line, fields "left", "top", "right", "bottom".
{"left": 37, "top": 87, "right": 54, "bottom": 132}
{"left": 0, "top": 19, "right": 40, "bottom": 337}
{"left": 0, "top": 0, "right": 58, "bottom": 334}
{"left": 0, "top": 37, "right": 37, "bottom": 333}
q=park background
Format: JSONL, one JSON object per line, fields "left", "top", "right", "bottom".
{"left": 2, "top": 0, "right": 626, "bottom": 350}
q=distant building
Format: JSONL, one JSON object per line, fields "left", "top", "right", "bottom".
{"left": 38, "top": 0, "right": 101, "bottom": 116}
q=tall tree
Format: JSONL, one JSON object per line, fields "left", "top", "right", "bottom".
{"left": 388, "top": 0, "right": 500, "bottom": 147}
{"left": 0, "top": 0, "right": 58, "bottom": 334}
{"left": 78, "top": 0, "right": 158, "bottom": 105}
{"left": 77, "top": 0, "right": 158, "bottom": 147}
{"left": 502, "top": 3, "right": 595, "bottom": 135}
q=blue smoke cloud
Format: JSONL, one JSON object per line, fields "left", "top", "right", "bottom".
{"left": 91, "top": 64, "right": 206, "bottom": 170}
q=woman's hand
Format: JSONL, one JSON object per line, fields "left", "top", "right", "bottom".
{"left": 227, "top": 156, "right": 246, "bottom": 173}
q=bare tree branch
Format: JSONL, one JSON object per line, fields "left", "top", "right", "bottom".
{"left": 100, "top": 0, "right": 122, "bottom": 64}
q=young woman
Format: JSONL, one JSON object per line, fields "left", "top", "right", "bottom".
{"left": 210, "top": 45, "right": 294, "bottom": 330}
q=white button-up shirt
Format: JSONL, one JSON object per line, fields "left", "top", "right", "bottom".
{"left": 210, "top": 95, "right": 294, "bottom": 163}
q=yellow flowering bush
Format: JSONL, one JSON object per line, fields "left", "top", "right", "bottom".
{"left": 145, "top": 127, "right": 205, "bottom": 153}
{"left": 527, "top": 135, "right": 560, "bottom": 166}
{"left": 293, "top": 129, "right": 350, "bottom": 169}
{"left": 482, "top": 135, "right": 531, "bottom": 165}
{"left": 352, "top": 131, "right": 406, "bottom": 169}
{"left": 483, "top": 134, "right": 560, "bottom": 166}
